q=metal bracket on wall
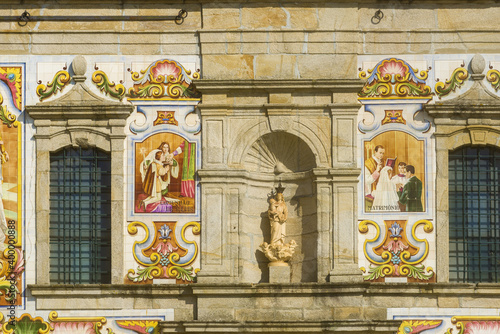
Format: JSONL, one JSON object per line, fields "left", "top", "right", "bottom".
{"left": 1, "top": 9, "right": 188, "bottom": 26}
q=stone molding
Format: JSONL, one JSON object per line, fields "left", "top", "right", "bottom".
{"left": 29, "top": 282, "right": 500, "bottom": 313}
{"left": 29, "top": 282, "right": 500, "bottom": 296}
{"left": 195, "top": 79, "right": 363, "bottom": 92}
{"left": 158, "top": 320, "right": 400, "bottom": 333}
{"left": 26, "top": 56, "right": 134, "bottom": 285}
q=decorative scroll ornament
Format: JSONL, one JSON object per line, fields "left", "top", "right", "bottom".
{"left": 116, "top": 320, "right": 159, "bottom": 334}
{"left": 3, "top": 314, "right": 53, "bottom": 334}
{"left": 154, "top": 111, "right": 178, "bottom": 126}
{"left": 0, "top": 248, "right": 24, "bottom": 303}
{"left": 92, "top": 70, "right": 126, "bottom": 101}
{"left": 0, "top": 93, "right": 19, "bottom": 128}
{"left": 446, "top": 317, "right": 500, "bottom": 334}
{"left": 49, "top": 311, "right": 112, "bottom": 334}
{"left": 36, "top": 70, "right": 71, "bottom": 101}
{"left": 127, "top": 221, "right": 200, "bottom": 283}
{"left": 397, "top": 320, "right": 442, "bottom": 334}
{"left": 359, "top": 58, "right": 431, "bottom": 99}
{"left": 381, "top": 110, "right": 406, "bottom": 125}
{"left": 486, "top": 68, "right": 500, "bottom": 91}
{"left": 435, "top": 67, "right": 469, "bottom": 98}
{"left": 0, "top": 67, "right": 22, "bottom": 110}
{"left": 128, "top": 59, "right": 201, "bottom": 100}
{"left": 359, "top": 220, "right": 434, "bottom": 281}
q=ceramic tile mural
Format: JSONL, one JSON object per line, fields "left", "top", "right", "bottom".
{"left": 0, "top": 65, "right": 24, "bottom": 307}
{"left": 0, "top": 55, "right": 200, "bottom": 328}
{"left": 1, "top": 312, "right": 166, "bottom": 334}
{"left": 0, "top": 52, "right": 498, "bottom": 331}
{"left": 358, "top": 58, "right": 436, "bottom": 283}
{"left": 124, "top": 58, "right": 201, "bottom": 285}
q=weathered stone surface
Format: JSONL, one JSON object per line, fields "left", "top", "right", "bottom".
{"left": 288, "top": 7, "right": 318, "bottom": 29}
{"left": 255, "top": 55, "right": 296, "bottom": 79}
{"left": 203, "top": 3, "right": 241, "bottom": 29}
{"left": 296, "top": 55, "right": 357, "bottom": 79}
{"left": 269, "top": 264, "right": 291, "bottom": 283}
{"left": 241, "top": 6, "right": 287, "bottom": 29}
{"left": 202, "top": 55, "right": 254, "bottom": 79}
{"left": 318, "top": 5, "right": 358, "bottom": 30}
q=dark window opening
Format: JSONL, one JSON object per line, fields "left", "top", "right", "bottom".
{"left": 49, "top": 146, "right": 112, "bottom": 284}
{"left": 449, "top": 146, "right": 500, "bottom": 282}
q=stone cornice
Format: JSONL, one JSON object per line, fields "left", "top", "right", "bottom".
{"left": 195, "top": 79, "right": 363, "bottom": 93}
{"left": 27, "top": 105, "right": 133, "bottom": 120}
{"left": 197, "top": 168, "right": 361, "bottom": 183}
{"left": 29, "top": 282, "right": 500, "bottom": 297}
{"left": 425, "top": 103, "right": 500, "bottom": 118}
{"left": 159, "top": 320, "right": 400, "bottom": 333}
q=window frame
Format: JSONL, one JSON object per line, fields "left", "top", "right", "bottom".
{"left": 433, "top": 125, "right": 500, "bottom": 283}
{"left": 26, "top": 59, "right": 133, "bottom": 284}
{"left": 448, "top": 145, "right": 500, "bottom": 282}
{"left": 49, "top": 146, "right": 113, "bottom": 284}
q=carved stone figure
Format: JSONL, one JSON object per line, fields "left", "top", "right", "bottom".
{"left": 259, "top": 184, "right": 297, "bottom": 266}
{"left": 268, "top": 193, "right": 287, "bottom": 245}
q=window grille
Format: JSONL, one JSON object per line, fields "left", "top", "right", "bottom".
{"left": 49, "top": 147, "right": 112, "bottom": 284}
{"left": 449, "top": 146, "right": 500, "bottom": 282}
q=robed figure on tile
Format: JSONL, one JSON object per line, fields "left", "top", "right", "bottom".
{"left": 135, "top": 132, "right": 196, "bottom": 214}
{"left": 259, "top": 183, "right": 297, "bottom": 266}
{"left": 363, "top": 131, "right": 425, "bottom": 213}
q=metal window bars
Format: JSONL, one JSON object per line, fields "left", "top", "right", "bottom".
{"left": 449, "top": 146, "right": 500, "bottom": 283}
{"left": 49, "top": 146, "right": 112, "bottom": 284}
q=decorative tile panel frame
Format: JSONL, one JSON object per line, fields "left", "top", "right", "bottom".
{"left": 357, "top": 58, "right": 436, "bottom": 282}
{"left": 124, "top": 58, "right": 201, "bottom": 284}
{"left": 0, "top": 64, "right": 24, "bottom": 307}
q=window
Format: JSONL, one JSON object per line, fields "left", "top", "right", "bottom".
{"left": 449, "top": 146, "right": 500, "bottom": 282}
{"left": 49, "top": 147, "right": 112, "bottom": 284}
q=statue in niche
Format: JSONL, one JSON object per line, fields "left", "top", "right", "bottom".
{"left": 259, "top": 182, "right": 297, "bottom": 266}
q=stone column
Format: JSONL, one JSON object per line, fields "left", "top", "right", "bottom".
{"left": 35, "top": 145, "right": 51, "bottom": 284}
{"left": 110, "top": 133, "right": 126, "bottom": 284}
{"left": 313, "top": 169, "right": 333, "bottom": 282}
{"left": 196, "top": 169, "right": 245, "bottom": 283}
{"left": 329, "top": 170, "right": 363, "bottom": 282}
{"left": 435, "top": 137, "right": 449, "bottom": 283}
{"left": 329, "top": 104, "right": 363, "bottom": 282}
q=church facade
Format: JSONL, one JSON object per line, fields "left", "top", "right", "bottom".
{"left": 0, "top": 1, "right": 498, "bottom": 333}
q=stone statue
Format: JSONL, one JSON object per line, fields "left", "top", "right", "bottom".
{"left": 259, "top": 183, "right": 297, "bottom": 265}
{"left": 268, "top": 192, "right": 287, "bottom": 245}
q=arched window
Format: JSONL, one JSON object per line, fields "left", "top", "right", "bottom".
{"left": 49, "top": 147, "right": 112, "bottom": 284}
{"left": 449, "top": 146, "right": 500, "bottom": 282}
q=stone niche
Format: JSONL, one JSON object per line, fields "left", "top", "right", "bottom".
{"left": 241, "top": 131, "right": 318, "bottom": 283}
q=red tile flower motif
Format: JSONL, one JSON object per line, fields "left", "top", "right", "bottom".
{"left": 379, "top": 59, "right": 407, "bottom": 79}
{"left": 151, "top": 60, "right": 182, "bottom": 82}
{"left": 465, "top": 321, "right": 500, "bottom": 334}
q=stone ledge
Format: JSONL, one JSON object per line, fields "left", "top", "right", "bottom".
{"left": 28, "top": 283, "right": 500, "bottom": 314}
{"left": 29, "top": 282, "right": 500, "bottom": 297}
{"left": 159, "top": 320, "right": 400, "bottom": 333}
{"left": 195, "top": 79, "right": 363, "bottom": 92}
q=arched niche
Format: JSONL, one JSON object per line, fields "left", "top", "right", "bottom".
{"left": 240, "top": 131, "right": 319, "bottom": 283}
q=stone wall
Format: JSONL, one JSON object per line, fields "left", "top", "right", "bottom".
{"left": 0, "top": 1, "right": 499, "bottom": 334}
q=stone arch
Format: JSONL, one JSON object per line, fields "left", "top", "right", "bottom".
{"left": 228, "top": 120, "right": 329, "bottom": 169}
{"left": 243, "top": 132, "right": 317, "bottom": 174}
{"left": 47, "top": 128, "right": 112, "bottom": 152}
{"left": 444, "top": 127, "right": 500, "bottom": 151}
